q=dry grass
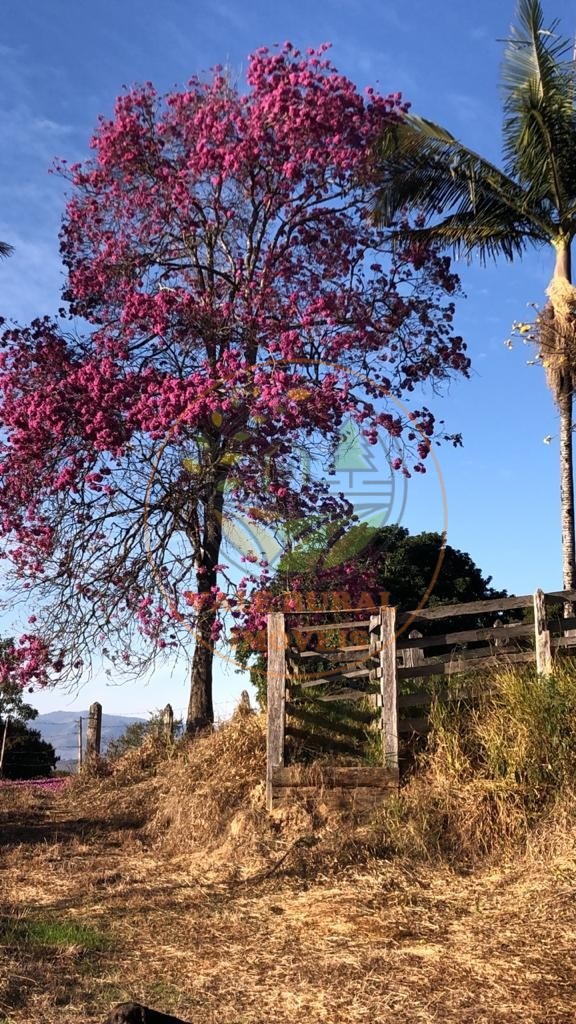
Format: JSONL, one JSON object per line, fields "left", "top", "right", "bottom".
{"left": 2, "top": 696, "right": 576, "bottom": 1022}
{"left": 385, "top": 663, "right": 576, "bottom": 864}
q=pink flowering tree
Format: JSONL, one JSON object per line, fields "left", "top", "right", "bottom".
{"left": 0, "top": 44, "right": 469, "bottom": 732}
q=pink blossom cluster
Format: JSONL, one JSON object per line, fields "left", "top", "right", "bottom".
{"left": 0, "top": 777, "right": 70, "bottom": 790}
{"left": 0, "top": 44, "right": 469, "bottom": 689}
{"left": 232, "top": 553, "right": 382, "bottom": 654}
{"left": 0, "top": 635, "right": 54, "bottom": 688}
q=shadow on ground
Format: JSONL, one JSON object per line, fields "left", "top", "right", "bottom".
{"left": 0, "top": 808, "right": 146, "bottom": 847}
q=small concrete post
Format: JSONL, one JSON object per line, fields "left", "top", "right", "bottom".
{"left": 85, "top": 702, "right": 102, "bottom": 762}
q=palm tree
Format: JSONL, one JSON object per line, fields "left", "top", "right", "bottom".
{"left": 0, "top": 242, "right": 12, "bottom": 259}
{"left": 372, "top": 0, "right": 576, "bottom": 600}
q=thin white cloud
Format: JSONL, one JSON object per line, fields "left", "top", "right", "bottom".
{"left": 447, "top": 91, "right": 492, "bottom": 128}
{"left": 0, "top": 234, "right": 63, "bottom": 322}
{"left": 468, "top": 26, "right": 490, "bottom": 42}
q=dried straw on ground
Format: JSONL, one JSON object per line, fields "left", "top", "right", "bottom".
{"left": 2, "top": 695, "right": 576, "bottom": 1023}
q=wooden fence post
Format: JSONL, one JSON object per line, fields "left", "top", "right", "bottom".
{"left": 403, "top": 629, "right": 424, "bottom": 669}
{"left": 161, "top": 703, "right": 174, "bottom": 742}
{"left": 77, "top": 716, "right": 83, "bottom": 771}
{"left": 379, "top": 606, "right": 398, "bottom": 778}
{"left": 266, "top": 611, "right": 286, "bottom": 811}
{"left": 533, "top": 588, "right": 552, "bottom": 676}
{"left": 85, "top": 701, "right": 102, "bottom": 763}
{"left": 369, "top": 611, "right": 380, "bottom": 706}
{"left": 237, "top": 690, "right": 252, "bottom": 715}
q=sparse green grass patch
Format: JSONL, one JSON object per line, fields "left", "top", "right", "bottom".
{"left": 0, "top": 914, "right": 112, "bottom": 951}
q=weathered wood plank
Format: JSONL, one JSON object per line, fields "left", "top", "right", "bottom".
{"left": 272, "top": 765, "right": 397, "bottom": 787}
{"left": 402, "top": 629, "right": 424, "bottom": 668}
{"left": 397, "top": 594, "right": 533, "bottom": 623}
{"left": 544, "top": 589, "right": 576, "bottom": 604}
{"left": 398, "top": 649, "right": 535, "bottom": 681}
{"left": 312, "top": 688, "right": 380, "bottom": 708}
{"left": 379, "top": 606, "right": 399, "bottom": 776}
{"left": 266, "top": 611, "right": 286, "bottom": 811}
{"left": 271, "top": 785, "right": 396, "bottom": 811}
{"left": 299, "top": 667, "right": 373, "bottom": 688}
{"left": 534, "top": 588, "right": 552, "bottom": 676}
{"left": 296, "top": 645, "right": 372, "bottom": 660}
{"left": 551, "top": 636, "right": 576, "bottom": 649}
{"left": 289, "top": 619, "right": 371, "bottom": 633}
{"left": 396, "top": 622, "right": 534, "bottom": 651}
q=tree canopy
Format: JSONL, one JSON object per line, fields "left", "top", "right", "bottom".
{"left": 0, "top": 719, "right": 57, "bottom": 780}
{"left": 0, "top": 677, "right": 38, "bottom": 724}
{"left": 0, "top": 45, "right": 469, "bottom": 729}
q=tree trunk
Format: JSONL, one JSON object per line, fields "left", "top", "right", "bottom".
{"left": 550, "top": 239, "right": 576, "bottom": 610}
{"left": 558, "top": 374, "right": 576, "bottom": 597}
{"left": 187, "top": 612, "right": 217, "bottom": 733}
{"left": 186, "top": 470, "right": 226, "bottom": 736}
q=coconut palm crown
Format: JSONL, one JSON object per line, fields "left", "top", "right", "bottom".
{"left": 373, "top": 0, "right": 576, "bottom": 596}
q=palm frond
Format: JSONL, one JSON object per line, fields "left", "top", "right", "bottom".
{"left": 389, "top": 211, "right": 544, "bottom": 264}
{"left": 501, "top": 0, "right": 576, "bottom": 211}
{"left": 372, "top": 115, "right": 552, "bottom": 261}
{"left": 0, "top": 240, "right": 13, "bottom": 259}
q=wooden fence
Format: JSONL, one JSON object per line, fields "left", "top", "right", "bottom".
{"left": 266, "top": 587, "right": 576, "bottom": 812}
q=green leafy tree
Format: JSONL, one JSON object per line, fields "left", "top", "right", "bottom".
{"left": 0, "top": 679, "right": 38, "bottom": 723}
{"left": 240, "top": 525, "right": 506, "bottom": 707}
{"left": 105, "top": 712, "right": 183, "bottom": 761}
{"left": 368, "top": 525, "right": 505, "bottom": 612}
{"left": 0, "top": 720, "right": 57, "bottom": 779}
{"left": 373, "top": 0, "right": 576, "bottom": 599}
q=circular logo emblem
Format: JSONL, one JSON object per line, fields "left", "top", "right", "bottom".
{"left": 143, "top": 361, "right": 448, "bottom": 668}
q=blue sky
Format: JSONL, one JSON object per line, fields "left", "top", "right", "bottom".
{"left": 2, "top": 0, "right": 575, "bottom": 719}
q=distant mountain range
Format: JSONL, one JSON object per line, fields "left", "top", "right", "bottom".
{"left": 35, "top": 710, "right": 145, "bottom": 770}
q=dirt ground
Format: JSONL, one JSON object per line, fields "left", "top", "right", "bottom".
{"left": 1, "top": 782, "right": 576, "bottom": 1024}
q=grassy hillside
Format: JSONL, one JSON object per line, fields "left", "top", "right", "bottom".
{"left": 2, "top": 667, "right": 576, "bottom": 1023}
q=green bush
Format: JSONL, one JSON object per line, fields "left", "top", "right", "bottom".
{"left": 0, "top": 719, "right": 57, "bottom": 779}
{"left": 105, "top": 711, "right": 183, "bottom": 761}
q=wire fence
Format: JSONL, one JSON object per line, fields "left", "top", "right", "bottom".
{"left": 0, "top": 695, "right": 253, "bottom": 776}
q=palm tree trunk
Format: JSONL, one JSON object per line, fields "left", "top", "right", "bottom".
{"left": 558, "top": 374, "right": 576, "bottom": 595}
{"left": 550, "top": 240, "right": 576, "bottom": 611}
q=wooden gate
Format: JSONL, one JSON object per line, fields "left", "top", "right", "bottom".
{"left": 266, "top": 605, "right": 399, "bottom": 812}
{"left": 265, "top": 587, "right": 576, "bottom": 811}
